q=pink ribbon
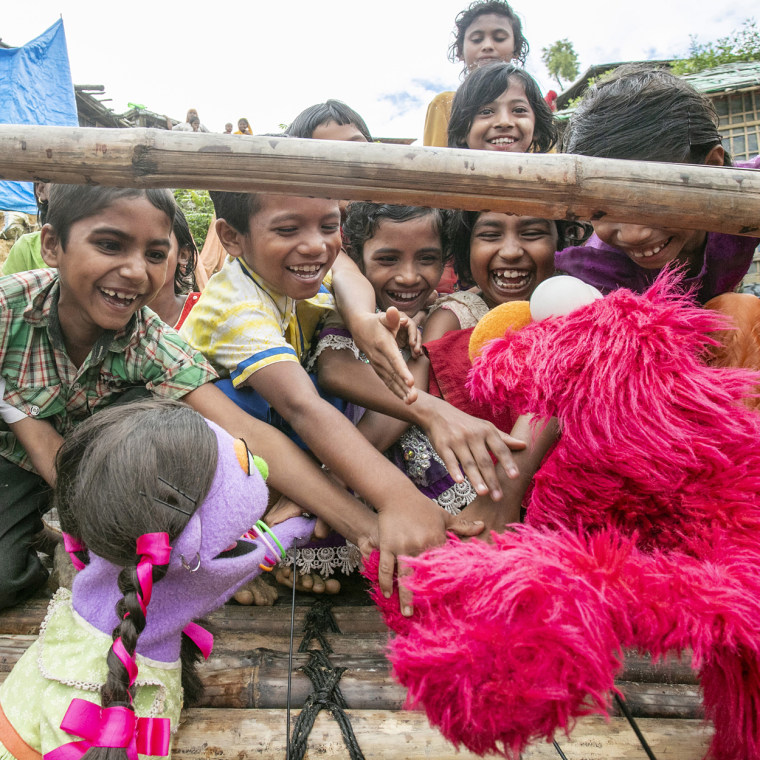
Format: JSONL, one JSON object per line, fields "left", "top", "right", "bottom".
{"left": 182, "top": 621, "right": 214, "bottom": 660}
{"left": 61, "top": 532, "right": 86, "bottom": 571}
{"left": 44, "top": 698, "right": 170, "bottom": 760}
{"left": 112, "top": 637, "right": 138, "bottom": 688}
{"left": 134, "top": 533, "right": 171, "bottom": 617}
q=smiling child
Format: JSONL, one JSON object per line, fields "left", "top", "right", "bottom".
{"left": 557, "top": 65, "right": 760, "bottom": 304}
{"left": 423, "top": 0, "right": 529, "bottom": 147}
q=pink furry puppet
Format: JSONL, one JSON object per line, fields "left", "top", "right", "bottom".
{"left": 365, "top": 271, "right": 760, "bottom": 760}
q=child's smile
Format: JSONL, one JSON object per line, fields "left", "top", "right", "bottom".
{"left": 469, "top": 212, "right": 557, "bottom": 309}
{"left": 594, "top": 221, "right": 708, "bottom": 272}
{"left": 40, "top": 196, "right": 171, "bottom": 358}
{"left": 361, "top": 215, "right": 444, "bottom": 317}
{"left": 244, "top": 196, "right": 342, "bottom": 300}
{"left": 466, "top": 81, "right": 535, "bottom": 153}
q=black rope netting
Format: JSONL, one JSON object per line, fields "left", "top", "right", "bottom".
{"left": 287, "top": 598, "right": 365, "bottom": 760}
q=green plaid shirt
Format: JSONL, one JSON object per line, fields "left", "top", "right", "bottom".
{"left": 0, "top": 269, "right": 217, "bottom": 471}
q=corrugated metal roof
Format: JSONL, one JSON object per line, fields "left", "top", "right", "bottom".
{"left": 681, "top": 62, "right": 760, "bottom": 93}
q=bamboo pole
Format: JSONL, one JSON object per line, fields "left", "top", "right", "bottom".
{"left": 0, "top": 125, "right": 758, "bottom": 235}
{"left": 174, "top": 710, "right": 712, "bottom": 759}
{"left": 0, "top": 632, "right": 704, "bottom": 718}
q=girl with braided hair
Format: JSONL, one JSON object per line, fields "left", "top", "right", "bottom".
{"left": 0, "top": 399, "right": 316, "bottom": 759}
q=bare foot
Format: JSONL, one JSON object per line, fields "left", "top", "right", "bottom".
{"left": 275, "top": 566, "right": 340, "bottom": 595}
{"left": 232, "top": 574, "right": 279, "bottom": 606}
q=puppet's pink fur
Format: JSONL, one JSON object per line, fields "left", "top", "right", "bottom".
{"left": 369, "top": 273, "right": 760, "bottom": 759}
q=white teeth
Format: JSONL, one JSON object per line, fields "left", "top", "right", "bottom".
{"left": 289, "top": 264, "right": 321, "bottom": 274}
{"left": 630, "top": 239, "right": 670, "bottom": 259}
{"left": 489, "top": 137, "right": 516, "bottom": 145}
{"left": 101, "top": 288, "right": 137, "bottom": 301}
{"left": 387, "top": 291, "right": 421, "bottom": 301}
{"left": 491, "top": 270, "right": 530, "bottom": 290}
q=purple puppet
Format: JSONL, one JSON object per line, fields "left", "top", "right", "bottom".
{"left": 0, "top": 399, "right": 314, "bottom": 760}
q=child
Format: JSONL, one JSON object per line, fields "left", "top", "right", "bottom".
{"left": 316, "top": 202, "right": 527, "bottom": 518}
{"left": 447, "top": 61, "right": 557, "bottom": 152}
{"left": 2, "top": 182, "right": 50, "bottom": 275}
{"left": 234, "top": 118, "right": 253, "bottom": 135}
{"left": 196, "top": 108, "right": 370, "bottom": 288}
{"left": 423, "top": 0, "right": 529, "bottom": 147}
{"left": 0, "top": 399, "right": 319, "bottom": 759}
{"left": 438, "top": 61, "right": 555, "bottom": 293}
{"left": 179, "top": 190, "right": 515, "bottom": 610}
{"left": 416, "top": 211, "right": 583, "bottom": 533}
{"left": 557, "top": 65, "right": 760, "bottom": 304}
{"left": 0, "top": 184, "right": 402, "bottom": 613}
{"left": 287, "top": 99, "right": 372, "bottom": 142}
{"left": 149, "top": 207, "right": 201, "bottom": 330}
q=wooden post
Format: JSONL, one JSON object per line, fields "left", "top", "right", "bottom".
{"left": 0, "top": 125, "right": 758, "bottom": 235}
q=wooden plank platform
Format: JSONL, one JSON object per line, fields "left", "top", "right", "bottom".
{"left": 0, "top": 574, "right": 713, "bottom": 758}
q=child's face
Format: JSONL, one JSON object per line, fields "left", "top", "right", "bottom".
{"left": 40, "top": 196, "right": 171, "bottom": 347}
{"left": 312, "top": 120, "right": 368, "bottom": 143}
{"left": 466, "top": 80, "right": 535, "bottom": 153}
{"left": 593, "top": 221, "right": 708, "bottom": 272}
{"left": 361, "top": 215, "right": 444, "bottom": 317}
{"left": 461, "top": 13, "right": 516, "bottom": 70}
{"left": 243, "top": 195, "right": 342, "bottom": 299}
{"left": 469, "top": 212, "right": 557, "bottom": 308}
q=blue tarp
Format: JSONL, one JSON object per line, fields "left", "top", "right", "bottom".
{"left": 0, "top": 19, "right": 78, "bottom": 213}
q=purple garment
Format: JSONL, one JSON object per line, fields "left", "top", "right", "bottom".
{"left": 556, "top": 156, "right": 760, "bottom": 305}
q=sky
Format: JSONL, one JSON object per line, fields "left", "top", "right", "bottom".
{"left": 2, "top": 1, "right": 758, "bottom": 143}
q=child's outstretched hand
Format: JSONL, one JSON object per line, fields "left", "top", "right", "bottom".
{"left": 420, "top": 397, "right": 526, "bottom": 499}
{"left": 265, "top": 494, "right": 330, "bottom": 540}
{"left": 376, "top": 499, "right": 483, "bottom": 617}
{"left": 350, "top": 307, "right": 419, "bottom": 404}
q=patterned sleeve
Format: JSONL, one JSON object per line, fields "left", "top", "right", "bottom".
{"left": 428, "top": 291, "right": 490, "bottom": 330}
{"left": 304, "top": 310, "right": 361, "bottom": 372}
{"left": 179, "top": 274, "right": 300, "bottom": 389}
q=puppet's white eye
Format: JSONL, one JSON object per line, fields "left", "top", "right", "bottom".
{"left": 247, "top": 450, "right": 257, "bottom": 475}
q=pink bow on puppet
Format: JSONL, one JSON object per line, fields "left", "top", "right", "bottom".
{"left": 44, "top": 699, "right": 170, "bottom": 760}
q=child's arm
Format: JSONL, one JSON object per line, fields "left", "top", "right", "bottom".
{"left": 462, "top": 415, "right": 559, "bottom": 536}
{"left": 330, "top": 252, "right": 420, "bottom": 403}
{"left": 318, "top": 346, "right": 524, "bottom": 481}
{"left": 182, "top": 382, "right": 484, "bottom": 612}
{"left": 181, "top": 382, "right": 378, "bottom": 551}
{"left": 0, "top": 379, "right": 62, "bottom": 486}
{"left": 421, "top": 304, "right": 464, "bottom": 343}
{"left": 8, "top": 418, "right": 63, "bottom": 487}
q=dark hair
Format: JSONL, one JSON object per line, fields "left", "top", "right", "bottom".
{"left": 562, "top": 64, "right": 732, "bottom": 166}
{"left": 447, "top": 210, "right": 588, "bottom": 286}
{"left": 447, "top": 62, "right": 557, "bottom": 152}
{"left": 343, "top": 203, "right": 449, "bottom": 270}
{"left": 287, "top": 99, "right": 373, "bottom": 141}
{"left": 449, "top": 0, "right": 529, "bottom": 67}
{"left": 46, "top": 186, "right": 176, "bottom": 250}
{"left": 172, "top": 207, "right": 198, "bottom": 294}
{"left": 55, "top": 399, "right": 218, "bottom": 732}
{"left": 209, "top": 190, "right": 263, "bottom": 235}
{"left": 34, "top": 182, "right": 50, "bottom": 225}
{"left": 210, "top": 132, "right": 297, "bottom": 233}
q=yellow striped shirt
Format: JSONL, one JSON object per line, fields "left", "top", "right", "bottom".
{"left": 180, "top": 257, "right": 334, "bottom": 387}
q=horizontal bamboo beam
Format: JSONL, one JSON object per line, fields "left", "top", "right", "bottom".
{"left": 0, "top": 631, "right": 704, "bottom": 718}
{"left": 174, "top": 710, "right": 712, "bottom": 759}
{"left": 0, "top": 125, "right": 758, "bottom": 235}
